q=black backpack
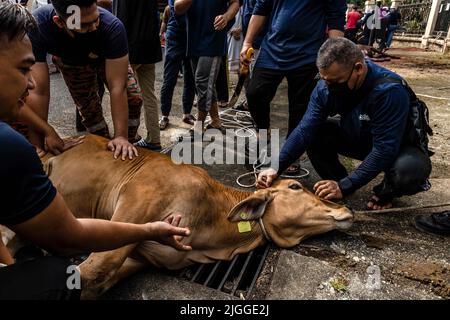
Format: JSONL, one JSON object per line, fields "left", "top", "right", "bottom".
{"left": 371, "top": 76, "right": 434, "bottom": 156}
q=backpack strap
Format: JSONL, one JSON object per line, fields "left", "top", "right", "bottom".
{"left": 370, "top": 75, "right": 433, "bottom": 155}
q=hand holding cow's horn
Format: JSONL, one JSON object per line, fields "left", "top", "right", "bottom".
{"left": 257, "top": 168, "right": 278, "bottom": 189}
{"left": 146, "top": 215, "right": 192, "bottom": 251}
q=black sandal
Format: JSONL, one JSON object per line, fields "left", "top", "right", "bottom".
{"left": 366, "top": 194, "right": 393, "bottom": 210}
{"left": 284, "top": 164, "right": 301, "bottom": 176}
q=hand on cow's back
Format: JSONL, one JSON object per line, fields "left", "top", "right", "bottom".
{"left": 108, "top": 136, "right": 139, "bottom": 160}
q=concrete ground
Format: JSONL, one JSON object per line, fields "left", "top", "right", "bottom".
{"left": 47, "top": 48, "right": 450, "bottom": 300}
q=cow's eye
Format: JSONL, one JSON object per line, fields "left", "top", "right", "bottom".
{"left": 289, "top": 184, "right": 302, "bottom": 190}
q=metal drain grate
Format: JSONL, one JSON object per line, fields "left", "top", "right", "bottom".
{"left": 179, "top": 245, "right": 270, "bottom": 299}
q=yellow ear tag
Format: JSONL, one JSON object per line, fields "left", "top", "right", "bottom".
{"left": 238, "top": 221, "right": 252, "bottom": 233}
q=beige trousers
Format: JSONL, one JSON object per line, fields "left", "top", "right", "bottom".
{"left": 131, "top": 64, "right": 160, "bottom": 144}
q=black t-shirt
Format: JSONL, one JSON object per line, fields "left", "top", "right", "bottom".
{"left": 0, "top": 122, "right": 56, "bottom": 226}
{"left": 115, "top": 0, "right": 162, "bottom": 64}
{"left": 29, "top": 5, "right": 129, "bottom": 66}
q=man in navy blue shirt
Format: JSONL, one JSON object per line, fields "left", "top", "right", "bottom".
{"left": 27, "top": 0, "right": 143, "bottom": 161}
{"left": 257, "top": 38, "right": 432, "bottom": 210}
{"left": 175, "top": 0, "right": 239, "bottom": 134}
{"left": 0, "top": 2, "right": 191, "bottom": 299}
{"left": 241, "top": 0, "right": 347, "bottom": 173}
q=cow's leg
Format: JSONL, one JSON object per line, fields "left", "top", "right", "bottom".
{"left": 98, "top": 257, "right": 147, "bottom": 298}
{"left": 78, "top": 196, "right": 152, "bottom": 299}
{"left": 79, "top": 244, "right": 138, "bottom": 299}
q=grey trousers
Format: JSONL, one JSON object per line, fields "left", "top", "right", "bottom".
{"left": 191, "top": 56, "right": 222, "bottom": 113}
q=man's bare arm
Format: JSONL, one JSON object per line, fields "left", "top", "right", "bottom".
{"left": 26, "top": 62, "right": 50, "bottom": 149}
{"left": 11, "top": 193, "right": 192, "bottom": 256}
{"left": 18, "top": 104, "right": 64, "bottom": 154}
{"left": 105, "top": 55, "right": 138, "bottom": 160}
{"left": 240, "top": 15, "right": 268, "bottom": 64}
{"left": 174, "top": 0, "right": 192, "bottom": 15}
{"left": 105, "top": 56, "right": 128, "bottom": 139}
{"left": 214, "top": 0, "right": 240, "bottom": 30}
{"left": 0, "top": 235, "right": 14, "bottom": 265}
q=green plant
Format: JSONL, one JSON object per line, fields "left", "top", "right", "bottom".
{"left": 330, "top": 277, "right": 349, "bottom": 292}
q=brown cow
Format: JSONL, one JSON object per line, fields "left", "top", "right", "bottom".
{"left": 42, "top": 135, "right": 353, "bottom": 299}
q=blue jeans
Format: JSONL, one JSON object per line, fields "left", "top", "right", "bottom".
{"left": 160, "top": 42, "right": 195, "bottom": 116}
{"left": 386, "top": 25, "right": 398, "bottom": 48}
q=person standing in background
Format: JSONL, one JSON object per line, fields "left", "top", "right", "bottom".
{"left": 241, "top": 0, "right": 347, "bottom": 175}
{"left": 160, "top": 5, "right": 170, "bottom": 51}
{"left": 116, "top": 0, "right": 163, "bottom": 151}
{"left": 159, "top": 0, "right": 196, "bottom": 130}
{"left": 175, "top": 0, "right": 240, "bottom": 134}
{"left": 345, "top": 6, "right": 361, "bottom": 43}
{"left": 386, "top": 7, "right": 401, "bottom": 49}
{"left": 227, "top": 6, "right": 243, "bottom": 74}
{"left": 234, "top": 0, "right": 269, "bottom": 111}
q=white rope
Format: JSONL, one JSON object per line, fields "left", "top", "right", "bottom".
{"left": 236, "top": 148, "right": 310, "bottom": 188}
{"left": 162, "top": 108, "right": 310, "bottom": 188}
{"left": 218, "top": 108, "right": 257, "bottom": 138}
{"left": 259, "top": 218, "right": 271, "bottom": 242}
{"left": 416, "top": 93, "right": 450, "bottom": 101}
{"left": 217, "top": 108, "right": 310, "bottom": 188}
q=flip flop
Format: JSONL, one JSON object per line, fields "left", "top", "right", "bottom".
{"left": 205, "top": 123, "right": 225, "bottom": 134}
{"left": 182, "top": 115, "right": 196, "bottom": 126}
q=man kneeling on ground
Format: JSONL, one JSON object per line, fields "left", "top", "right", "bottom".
{"left": 257, "top": 38, "right": 432, "bottom": 210}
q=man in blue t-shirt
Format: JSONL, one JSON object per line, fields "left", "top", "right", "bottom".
{"left": 175, "top": 0, "right": 239, "bottom": 134}
{"left": 241, "top": 0, "right": 347, "bottom": 173}
{"left": 27, "top": 0, "right": 143, "bottom": 161}
{"left": 257, "top": 38, "right": 432, "bottom": 211}
{"left": 0, "top": 2, "right": 192, "bottom": 299}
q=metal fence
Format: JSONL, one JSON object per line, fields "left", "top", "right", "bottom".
{"left": 397, "top": 0, "right": 433, "bottom": 35}
{"left": 435, "top": 0, "right": 450, "bottom": 34}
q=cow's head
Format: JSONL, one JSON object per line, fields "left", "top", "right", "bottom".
{"left": 227, "top": 179, "right": 353, "bottom": 247}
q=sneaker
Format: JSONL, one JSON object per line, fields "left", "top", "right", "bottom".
{"left": 414, "top": 211, "right": 450, "bottom": 236}
{"left": 133, "top": 138, "right": 162, "bottom": 152}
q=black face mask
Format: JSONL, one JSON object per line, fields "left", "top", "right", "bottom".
{"left": 60, "top": 16, "right": 99, "bottom": 40}
{"left": 327, "top": 65, "right": 359, "bottom": 96}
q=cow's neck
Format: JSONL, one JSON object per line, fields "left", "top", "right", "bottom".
{"left": 220, "top": 185, "right": 253, "bottom": 212}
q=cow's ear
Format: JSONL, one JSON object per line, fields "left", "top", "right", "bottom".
{"left": 227, "top": 189, "right": 275, "bottom": 222}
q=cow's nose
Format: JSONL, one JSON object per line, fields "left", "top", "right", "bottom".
{"left": 345, "top": 205, "right": 355, "bottom": 215}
